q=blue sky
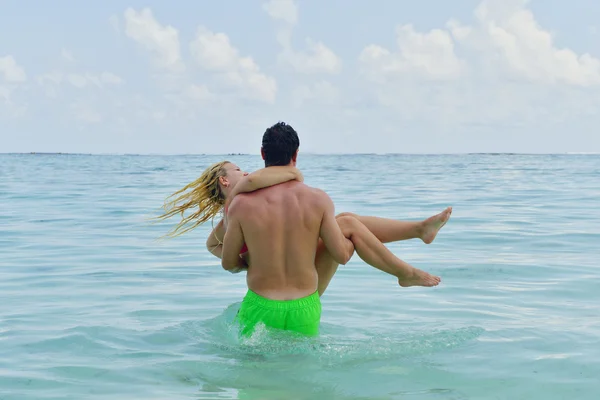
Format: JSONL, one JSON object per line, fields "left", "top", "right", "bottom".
{"left": 1, "top": 0, "right": 599, "bottom": 154}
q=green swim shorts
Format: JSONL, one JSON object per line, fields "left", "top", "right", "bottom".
{"left": 236, "top": 289, "right": 322, "bottom": 337}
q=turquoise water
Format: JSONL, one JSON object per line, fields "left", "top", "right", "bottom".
{"left": 1, "top": 153, "right": 598, "bottom": 399}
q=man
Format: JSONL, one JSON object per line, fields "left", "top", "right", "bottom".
{"left": 221, "top": 122, "right": 354, "bottom": 337}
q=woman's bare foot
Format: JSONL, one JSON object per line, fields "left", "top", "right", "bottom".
{"left": 398, "top": 268, "right": 441, "bottom": 287}
{"left": 420, "top": 206, "right": 452, "bottom": 244}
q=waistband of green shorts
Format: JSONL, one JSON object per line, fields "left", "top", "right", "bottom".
{"left": 243, "top": 289, "right": 320, "bottom": 310}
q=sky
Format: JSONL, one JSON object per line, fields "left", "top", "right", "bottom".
{"left": 1, "top": 0, "right": 599, "bottom": 154}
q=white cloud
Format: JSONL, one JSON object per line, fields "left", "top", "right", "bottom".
{"left": 190, "top": 27, "right": 277, "bottom": 103}
{"left": 263, "top": 0, "right": 341, "bottom": 74}
{"left": 190, "top": 29, "right": 239, "bottom": 72}
{"left": 263, "top": 0, "right": 297, "bottom": 25}
{"left": 464, "top": 0, "right": 600, "bottom": 86}
{"left": 355, "top": 0, "right": 600, "bottom": 135}
{"left": 123, "top": 8, "right": 184, "bottom": 73}
{"left": 0, "top": 56, "right": 27, "bottom": 116}
{"left": 282, "top": 40, "right": 342, "bottom": 75}
{"left": 360, "top": 0, "right": 600, "bottom": 87}
{"left": 0, "top": 55, "right": 27, "bottom": 83}
{"left": 359, "top": 25, "right": 465, "bottom": 81}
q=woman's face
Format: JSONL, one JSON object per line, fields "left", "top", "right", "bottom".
{"left": 221, "top": 162, "right": 249, "bottom": 190}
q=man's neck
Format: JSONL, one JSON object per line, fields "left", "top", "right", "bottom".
{"left": 264, "top": 162, "right": 295, "bottom": 168}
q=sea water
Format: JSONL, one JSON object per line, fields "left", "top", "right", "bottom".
{"left": 0, "top": 153, "right": 598, "bottom": 399}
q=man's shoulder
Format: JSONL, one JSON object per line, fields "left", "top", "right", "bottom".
{"left": 299, "top": 183, "right": 327, "bottom": 196}
{"left": 297, "top": 184, "right": 331, "bottom": 205}
{"left": 226, "top": 193, "right": 253, "bottom": 215}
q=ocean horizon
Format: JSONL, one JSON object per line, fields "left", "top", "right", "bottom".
{"left": 3, "top": 151, "right": 600, "bottom": 156}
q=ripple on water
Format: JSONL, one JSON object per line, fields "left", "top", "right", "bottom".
{"left": 1, "top": 154, "right": 600, "bottom": 399}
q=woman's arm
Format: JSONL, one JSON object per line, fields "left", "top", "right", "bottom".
{"left": 206, "top": 218, "right": 249, "bottom": 267}
{"left": 228, "top": 166, "right": 303, "bottom": 202}
{"left": 206, "top": 218, "right": 226, "bottom": 259}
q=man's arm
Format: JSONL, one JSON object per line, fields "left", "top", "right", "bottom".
{"left": 318, "top": 191, "right": 354, "bottom": 265}
{"left": 221, "top": 199, "right": 247, "bottom": 273}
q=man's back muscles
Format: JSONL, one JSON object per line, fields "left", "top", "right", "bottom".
{"left": 223, "top": 180, "right": 353, "bottom": 300}
{"left": 225, "top": 181, "right": 324, "bottom": 300}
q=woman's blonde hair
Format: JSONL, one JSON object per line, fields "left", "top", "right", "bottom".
{"left": 156, "top": 160, "right": 231, "bottom": 237}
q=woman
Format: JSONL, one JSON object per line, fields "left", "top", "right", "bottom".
{"left": 157, "top": 161, "right": 452, "bottom": 293}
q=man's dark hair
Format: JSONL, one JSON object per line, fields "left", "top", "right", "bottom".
{"left": 261, "top": 122, "right": 300, "bottom": 167}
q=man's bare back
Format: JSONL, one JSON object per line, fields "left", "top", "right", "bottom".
{"left": 223, "top": 180, "right": 353, "bottom": 301}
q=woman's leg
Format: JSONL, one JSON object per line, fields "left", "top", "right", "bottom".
{"left": 338, "top": 206, "right": 452, "bottom": 244}
{"left": 315, "top": 213, "right": 443, "bottom": 296}
{"left": 337, "top": 215, "right": 439, "bottom": 287}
